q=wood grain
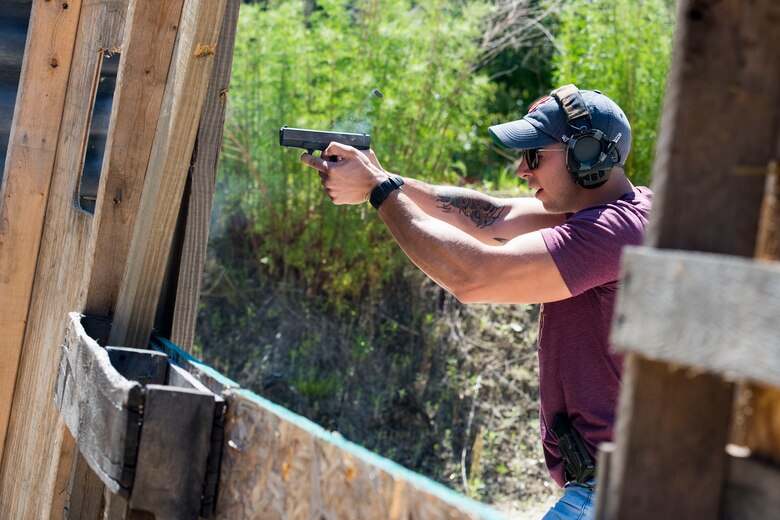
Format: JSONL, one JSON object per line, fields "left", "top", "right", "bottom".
{"left": 169, "top": 0, "right": 240, "bottom": 352}
{"left": 611, "top": 246, "right": 780, "bottom": 386}
{"left": 736, "top": 156, "right": 780, "bottom": 462}
{"left": 643, "top": 0, "right": 779, "bottom": 256}
{"left": 0, "top": 2, "right": 128, "bottom": 517}
{"left": 216, "top": 390, "right": 505, "bottom": 520}
{"left": 109, "top": 0, "right": 227, "bottom": 350}
{"left": 55, "top": 314, "right": 142, "bottom": 497}
{"left": 84, "top": 0, "right": 186, "bottom": 319}
{"left": 601, "top": 0, "right": 780, "bottom": 517}
{"left": 0, "top": 0, "right": 83, "bottom": 469}
{"left": 604, "top": 357, "right": 733, "bottom": 520}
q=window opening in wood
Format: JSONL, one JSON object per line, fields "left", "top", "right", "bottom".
{"left": 78, "top": 49, "right": 120, "bottom": 214}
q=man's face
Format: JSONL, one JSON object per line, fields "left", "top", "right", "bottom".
{"left": 516, "top": 145, "right": 579, "bottom": 213}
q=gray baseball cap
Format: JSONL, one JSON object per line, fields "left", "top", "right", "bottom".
{"left": 488, "top": 88, "right": 632, "bottom": 165}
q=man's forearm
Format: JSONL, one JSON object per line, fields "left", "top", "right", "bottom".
{"left": 399, "top": 177, "right": 565, "bottom": 244}
{"left": 400, "top": 178, "right": 509, "bottom": 244}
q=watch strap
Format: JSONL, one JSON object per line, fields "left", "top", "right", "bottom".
{"left": 369, "top": 176, "right": 404, "bottom": 209}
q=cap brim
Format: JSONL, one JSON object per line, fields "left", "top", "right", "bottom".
{"left": 488, "top": 119, "right": 559, "bottom": 150}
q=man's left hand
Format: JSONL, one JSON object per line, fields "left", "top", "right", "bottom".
{"left": 300, "top": 142, "right": 389, "bottom": 205}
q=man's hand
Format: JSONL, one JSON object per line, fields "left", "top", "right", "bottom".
{"left": 300, "top": 142, "right": 389, "bottom": 205}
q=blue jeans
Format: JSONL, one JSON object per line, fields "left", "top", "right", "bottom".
{"left": 541, "top": 478, "right": 596, "bottom": 520}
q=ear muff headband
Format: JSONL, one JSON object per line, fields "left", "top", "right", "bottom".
{"left": 551, "top": 85, "right": 621, "bottom": 189}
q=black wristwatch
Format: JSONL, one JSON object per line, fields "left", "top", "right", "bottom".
{"left": 369, "top": 176, "right": 404, "bottom": 209}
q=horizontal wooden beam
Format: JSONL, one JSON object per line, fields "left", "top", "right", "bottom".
{"left": 612, "top": 246, "right": 780, "bottom": 386}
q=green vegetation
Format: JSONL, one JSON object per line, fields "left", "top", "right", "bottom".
{"left": 199, "top": 0, "right": 676, "bottom": 511}
{"left": 553, "top": 0, "right": 676, "bottom": 185}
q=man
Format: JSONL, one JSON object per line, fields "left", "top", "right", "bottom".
{"left": 301, "top": 85, "right": 652, "bottom": 519}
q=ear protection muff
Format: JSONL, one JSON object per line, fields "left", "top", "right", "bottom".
{"left": 551, "top": 85, "right": 622, "bottom": 189}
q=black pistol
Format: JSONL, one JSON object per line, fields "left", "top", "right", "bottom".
{"left": 279, "top": 126, "right": 371, "bottom": 155}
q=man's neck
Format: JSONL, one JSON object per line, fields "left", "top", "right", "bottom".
{"left": 574, "top": 172, "right": 635, "bottom": 212}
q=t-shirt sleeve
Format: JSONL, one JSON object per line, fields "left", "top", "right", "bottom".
{"left": 540, "top": 205, "right": 646, "bottom": 296}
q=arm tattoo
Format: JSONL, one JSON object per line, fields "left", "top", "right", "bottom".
{"left": 435, "top": 193, "right": 505, "bottom": 229}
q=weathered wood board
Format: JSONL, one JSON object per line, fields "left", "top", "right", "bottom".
{"left": 84, "top": 0, "right": 187, "bottom": 319}
{"left": 216, "top": 389, "right": 505, "bottom": 520}
{"left": 0, "top": 2, "right": 129, "bottom": 517}
{"left": 599, "top": 0, "right": 780, "bottom": 517}
{"left": 644, "top": 0, "right": 779, "bottom": 257}
{"left": 55, "top": 313, "right": 142, "bottom": 496}
{"left": 612, "top": 246, "right": 780, "bottom": 386}
{"left": 129, "top": 385, "right": 216, "bottom": 520}
{"left": 109, "top": 0, "right": 227, "bottom": 350}
{"left": 0, "top": 0, "right": 83, "bottom": 469}
{"left": 56, "top": 313, "right": 225, "bottom": 519}
{"left": 170, "top": 0, "right": 240, "bottom": 352}
{"left": 602, "top": 356, "right": 734, "bottom": 520}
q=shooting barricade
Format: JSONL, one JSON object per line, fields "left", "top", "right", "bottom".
{"left": 594, "top": 0, "right": 780, "bottom": 518}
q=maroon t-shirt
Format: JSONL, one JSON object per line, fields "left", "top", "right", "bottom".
{"left": 538, "top": 186, "right": 653, "bottom": 487}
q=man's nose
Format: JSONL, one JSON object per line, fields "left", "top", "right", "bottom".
{"left": 516, "top": 160, "right": 531, "bottom": 179}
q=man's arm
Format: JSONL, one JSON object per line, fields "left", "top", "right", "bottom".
{"left": 299, "top": 143, "right": 571, "bottom": 304}
{"left": 400, "top": 178, "right": 566, "bottom": 245}
{"left": 376, "top": 188, "right": 572, "bottom": 304}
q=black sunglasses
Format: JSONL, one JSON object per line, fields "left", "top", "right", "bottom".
{"left": 520, "top": 147, "right": 566, "bottom": 170}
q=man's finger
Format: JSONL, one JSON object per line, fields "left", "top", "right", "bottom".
{"left": 300, "top": 151, "right": 329, "bottom": 172}
{"left": 323, "top": 141, "right": 358, "bottom": 159}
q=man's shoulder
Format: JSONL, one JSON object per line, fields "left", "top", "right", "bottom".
{"left": 570, "top": 186, "right": 652, "bottom": 225}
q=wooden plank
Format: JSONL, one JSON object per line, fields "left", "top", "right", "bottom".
{"left": 61, "top": 3, "right": 186, "bottom": 516}
{"left": 169, "top": 0, "right": 240, "bottom": 352}
{"left": 0, "top": 0, "right": 83, "bottom": 469}
{"left": 108, "top": 0, "right": 227, "bottom": 350}
{"left": 592, "top": 442, "right": 614, "bottom": 519}
{"left": 64, "top": 450, "right": 109, "bottom": 520}
{"left": 643, "top": 0, "right": 780, "bottom": 256}
{"left": 723, "top": 453, "right": 780, "bottom": 519}
{"left": 84, "top": 0, "right": 186, "bottom": 320}
{"left": 733, "top": 161, "right": 780, "bottom": 462}
{"left": 602, "top": 0, "right": 780, "bottom": 517}
{"left": 55, "top": 314, "right": 142, "bottom": 497}
{"left": 611, "top": 246, "right": 780, "bottom": 386}
{"left": 0, "top": 2, "right": 128, "bottom": 517}
{"left": 215, "top": 390, "right": 505, "bottom": 520}
{"left": 128, "top": 385, "right": 216, "bottom": 520}
{"left": 602, "top": 357, "right": 733, "bottom": 520}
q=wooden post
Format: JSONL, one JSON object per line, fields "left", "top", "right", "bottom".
{"left": 732, "top": 150, "right": 780, "bottom": 461}
{"left": 108, "top": 0, "right": 227, "bottom": 350}
{"left": 0, "top": 1, "right": 128, "bottom": 517}
{"left": 84, "top": 0, "right": 187, "bottom": 320}
{"left": 0, "top": 0, "right": 83, "bottom": 469}
{"left": 169, "top": 0, "right": 240, "bottom": 352}
{"left": 602, "top": 0, "right": 780, "bottom": 518}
